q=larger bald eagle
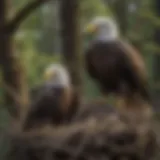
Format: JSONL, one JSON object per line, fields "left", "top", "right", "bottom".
{"left": 84, "top": 16, "right": 150, "bottom": 103}
{"left": 23, "top": 64, "right": 78, "bottom": 130}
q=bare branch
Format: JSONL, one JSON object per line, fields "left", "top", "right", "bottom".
{"left": 6, "top": 0, "right": 50, "bottom": 35}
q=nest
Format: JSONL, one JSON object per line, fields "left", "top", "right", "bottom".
{"left": 7, "top": 110, "right": 157, "bottom": 160}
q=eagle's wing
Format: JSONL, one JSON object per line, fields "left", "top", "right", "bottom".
{"left": 119, "top": 40, "right": 148, "bottom": 83}
{"left": 118, "top": 40, "right": 150, "bottom": 102}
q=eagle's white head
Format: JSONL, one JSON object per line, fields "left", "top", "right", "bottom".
{"left": 84, "top": 16, "right": 119, "bottom": 42}
{"left": 44, "top": 63, "right": 71, "bottom": 87}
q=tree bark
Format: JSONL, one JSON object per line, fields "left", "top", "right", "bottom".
{"left": 6, "top": 0, "right": 48, "bottom": 35}
{"left": 0, "top": 0, "right": 27, "bottom": 119}
{"left": 0, "top": 0, "right": 49, "bottom": 119}
{"left": 60, "top": 0, "right": 82, "bottom": 106}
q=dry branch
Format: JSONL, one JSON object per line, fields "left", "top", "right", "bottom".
{"left": 60, "top": 0, "right": 82, "bottom": 109}
{"left": 6, "top": 0, "right": 50, "bottom": 34}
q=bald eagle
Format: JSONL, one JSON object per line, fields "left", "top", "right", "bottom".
{"left": 84, "top": 17, "right": 150, "bottom": 103}
{"left": 23, "top": 64, "right": 78, "bottom": 130}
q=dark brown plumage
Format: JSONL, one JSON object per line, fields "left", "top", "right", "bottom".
{"left": 85, "top": 40, "right": 150, "bottom": 102}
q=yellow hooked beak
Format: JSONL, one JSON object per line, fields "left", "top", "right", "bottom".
{"left": 44, "top": 70, "right": 57, "bottom": 81}
{"left": 84, "top": 24, "right": 97, "bottom": 34}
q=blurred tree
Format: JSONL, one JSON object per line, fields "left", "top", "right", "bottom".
{"left": 0, "top": 0, "right": 49, "bottom": 119}
{"left": 60, "top": 0, "right": 82, "bottom": 106}
{"left": 153, "top": 0, "right": 160, "bottom": 82}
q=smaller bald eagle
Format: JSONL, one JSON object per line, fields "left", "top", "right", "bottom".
{"left": 84, "top": 16, "right": 150, "bottom": 103}
{"left": 23, "top": 64, "right": 78, "bottom": 130}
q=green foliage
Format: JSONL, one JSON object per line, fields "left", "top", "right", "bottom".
{"left": 81, "top": 0, "right": 111, "bottom": 24}
{"left": 19, "top": 49, "right": 61, "bottom": 87}
{"left": 81, "top": 0, "right": 109, "bottom": 16}
{"left": 14, "top": 28, "right": 60, "bottom": 87}
{"left": 83, "top": 71, "right": 101, "bottom": 98}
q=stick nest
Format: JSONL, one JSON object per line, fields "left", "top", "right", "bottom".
{"left": 7, "top": 110, "right": 157, "bottom": 160}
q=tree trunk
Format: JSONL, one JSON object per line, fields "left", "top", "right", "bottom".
{"left": 0, "top": 0, "right": 28, "bottom": 119}
{"left": 0, "top": 0, "right": 49, "bottom": 120}
{"left": 150, "top": 0, "right": 160, "bottom": 109}
{"left": 60, "top": 0, "right": 82, "bottom": 106}
{"left": 154, "top": 0, "right": 160, "bottom": 82}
